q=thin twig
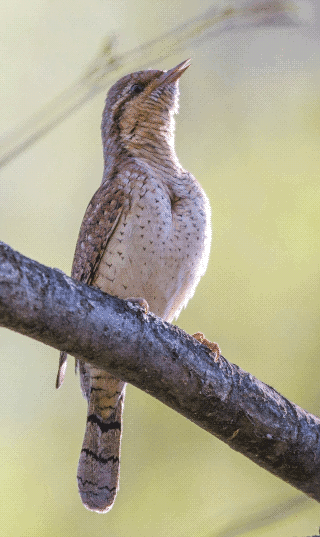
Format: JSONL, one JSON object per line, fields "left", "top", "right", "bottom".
{"left": 0, "top": 0, "right": 302, "bottom": 169}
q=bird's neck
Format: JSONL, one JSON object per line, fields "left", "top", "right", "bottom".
{"left": 128, "top": 131, "right": 180, "bottom": 175}
{"left": 101, "top": 124, "right": 181, "bottom": 182}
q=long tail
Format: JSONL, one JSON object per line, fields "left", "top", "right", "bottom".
{"left": 77, "top": 363, "right": 126, "bottom": 513}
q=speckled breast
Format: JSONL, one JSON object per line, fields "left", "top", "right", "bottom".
{"left": 93, "top": 169, "right": 211, "bottom": 322}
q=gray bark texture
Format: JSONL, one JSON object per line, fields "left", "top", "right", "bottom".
{"left": 0, "top": 240, "right": 320, "bottom": 501}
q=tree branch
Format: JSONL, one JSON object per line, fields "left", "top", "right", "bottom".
{"left": 0, "top": 240, "right": 319, "bottom": 502}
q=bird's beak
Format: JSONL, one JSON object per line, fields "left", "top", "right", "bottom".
{"left": 156, "top": 59, "right": 191, "bottom": 88}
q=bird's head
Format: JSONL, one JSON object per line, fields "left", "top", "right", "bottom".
{"left": 101, "top": 59, "right": 190, "bottom": 162}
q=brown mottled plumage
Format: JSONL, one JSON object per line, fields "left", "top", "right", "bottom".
{"left": 57, "top": 59, "right": 213, "bottom": 513}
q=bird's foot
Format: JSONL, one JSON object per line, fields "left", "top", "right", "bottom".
{"left": 192, "top": 332, "right": 220, "bottom": 362}
{"left": 125, "top": 297, "right": 149, "bottom": 314}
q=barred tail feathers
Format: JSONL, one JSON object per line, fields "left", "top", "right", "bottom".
{"left": 77, "top": 366, "right": 126, "bottom": 513}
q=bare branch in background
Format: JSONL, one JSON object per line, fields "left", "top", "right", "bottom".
{"left": 1, "top": 240, "right": 320, "bottom": 502}
{"left": 0, "top": 0, "right": 309, "bottom": 169}
{"left": 212, "top": 495, "right": 311, "bottom": 537}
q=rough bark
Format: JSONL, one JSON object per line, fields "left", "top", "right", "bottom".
{"left": 0, "top": 240, "right": 320, "bottom": 502}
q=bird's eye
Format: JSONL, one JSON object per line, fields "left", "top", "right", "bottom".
{"left": 130, "top": 84, "right": 144, "bottom": 95}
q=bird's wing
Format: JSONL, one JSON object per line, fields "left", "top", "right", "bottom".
{"left": 56, "top": 180, "right": 126, "bottom": 389}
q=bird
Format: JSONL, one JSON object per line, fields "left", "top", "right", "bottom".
{"left": 56, "top": 58, "right": 216, "bottom": 513}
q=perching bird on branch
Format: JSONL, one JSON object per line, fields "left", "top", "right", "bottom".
{"left": 56, "top": 59, "right": 218, "bottom": 513}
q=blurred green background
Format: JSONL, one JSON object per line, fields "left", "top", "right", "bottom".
{"left": 1, "top": 0, "right": 320, "bottom": 535}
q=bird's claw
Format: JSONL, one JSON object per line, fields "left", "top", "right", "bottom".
{"left": 192, "top": 332, "right": 220, "bottom": 362}
{"left": 125, "top": 297, "right": 149, "bottom": 314}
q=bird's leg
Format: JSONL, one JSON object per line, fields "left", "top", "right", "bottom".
{"left": 125, "top": 297, "right": 149, "bottom": 314}
{"left": 192, "top": 332, "right": 220, "bottom": 362}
